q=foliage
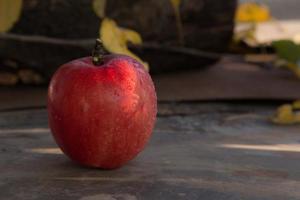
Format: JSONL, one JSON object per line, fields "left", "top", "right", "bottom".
{"left": 235, "top": 2, "right": 300, "bottom": 79}
{"left": 272, "top": 40, "right": 300, "bottom": 64}
{"left": 92, "top": 0, "right": 149, "bottom": 70}
{"left": 235, "top": 2, "right": 270, "bottom": 22}
{"left": 272, "top": 41, "right": 300, "bottom": 124}
{"left": 272, "top": 102, "right": 300, "bottom": 124}
{"left": 100, "top": 18, "right": 148, "bottom": 70}
{"left": 234, "top": 3, "right": 300, "bottom": 125}
{"left": 0, "top": 0, "right": 22, "bottom": 33}
{"left": 293, "top": 101, "right": 300, "bottom": 109}
{"left": 0, "top": 0, "right": 186, "bottom": 71}
{"left": 234, "top": 2, "right": 271, "bottom": 47}
{"left": 92, "top": 0, "right": 106, "bottom": 18}
{"left": 272, "top": 40, "right": 300, "bottom": 78}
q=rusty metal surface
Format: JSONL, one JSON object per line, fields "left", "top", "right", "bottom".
{"left": 0, "top": 103, "right": 300, "bottom": 199}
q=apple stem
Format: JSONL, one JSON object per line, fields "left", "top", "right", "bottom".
{"left": 92, "top": 39, "right": 105, "bottom": 66}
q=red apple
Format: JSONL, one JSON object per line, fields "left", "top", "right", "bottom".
{"left": 47, "top": 41, "right": 157, "bottom": 169}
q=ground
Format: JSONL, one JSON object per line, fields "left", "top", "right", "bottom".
{"left": 1, "top": 101, "right": 300, "bottom": 200}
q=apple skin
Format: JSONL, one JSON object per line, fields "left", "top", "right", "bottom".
{"left": 47, "top": 55, "right": 157, "bottom": 169}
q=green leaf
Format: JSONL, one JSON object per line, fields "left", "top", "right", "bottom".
{"left": 0, "top": 0, "right": 23, "bottom": 33}
{"left": 272, "top": 40, "right": 300, "bottom": 64}
{"left": 92, "top": 0, "right": 106, "bottom": 18}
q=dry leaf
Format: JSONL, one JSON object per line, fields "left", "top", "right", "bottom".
{"left": 0, "top": 72, "right": 18, "bottom": 85}
{"left": 92, "top": 0, "right": 106, "bottom": 18}
{"left": 236, "top": 2, "right": 270, "bottom": 23}
{"left": 100, "top": 18, "right": 149, "bottom": 70}
{"left": 170, "top": 0, "right": 181, "bottom": 9}
{"left": 272, "top": 104, "right": 300, "bottom": 125}
{"left": 0, "top": 0, "right": 23, "bottom": 33}
{"left": 18, "top": 69, "right": 44, "bottom": 85}
{"left": 293, "top": 101, "right": 300, "bottom": 109}
{"left": 120, "top": 28, "right": 142, "bottom": 45}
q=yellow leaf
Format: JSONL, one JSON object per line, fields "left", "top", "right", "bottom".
{"left": 272, "top": 104, "right": 300, "bottom": 125}
{"left": 293, "top": 101, "right": 300, "bottom": 109}
{"left": 170, "top": 0, "right": 181, "bottom": 8}
{"left": 272, "top": 105, "right": 295, "bottom": 124}
{"left": 120, "top": 28, "right": 142, "bottom": 45}
{"left": 0, "top": 0, "right": 22, "bottom": 33}
{"left": 92, "top": 0, "right": 106, "bottom": 18}
{"left": 235, "top": 2, "right": 270, "bottom": 23}
{"left": 100, "top": 18, "right": 149, "bottom": 70}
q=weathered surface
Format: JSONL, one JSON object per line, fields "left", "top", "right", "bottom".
{"left": 1, "top": 103, "right": 300, "bottom": 200}
{"left": 1, "top": 58, "right": 300, "bottom": 112}
{"left": 0, "top": 0, "right": 236, "bottom": 75}
{"left": 154, "top": 58, "right": 300, "bottom": 101}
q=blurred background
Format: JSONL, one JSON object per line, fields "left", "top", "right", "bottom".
{"left": 0, "top": 0, "right": 236, "bottom": 77}
{"left": 1, "top": 1, "right": 300, "bottom": 199}
{"left": 0, "top": 0, "right": 299, "bottom": 121}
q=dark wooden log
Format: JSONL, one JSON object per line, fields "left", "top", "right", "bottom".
{"left": 0, "top": 0, "right": 237, "bottom": 78}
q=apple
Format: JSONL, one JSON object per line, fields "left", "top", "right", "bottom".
{"left": 47, "top": 39, "right": 157, "bottom": 169}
